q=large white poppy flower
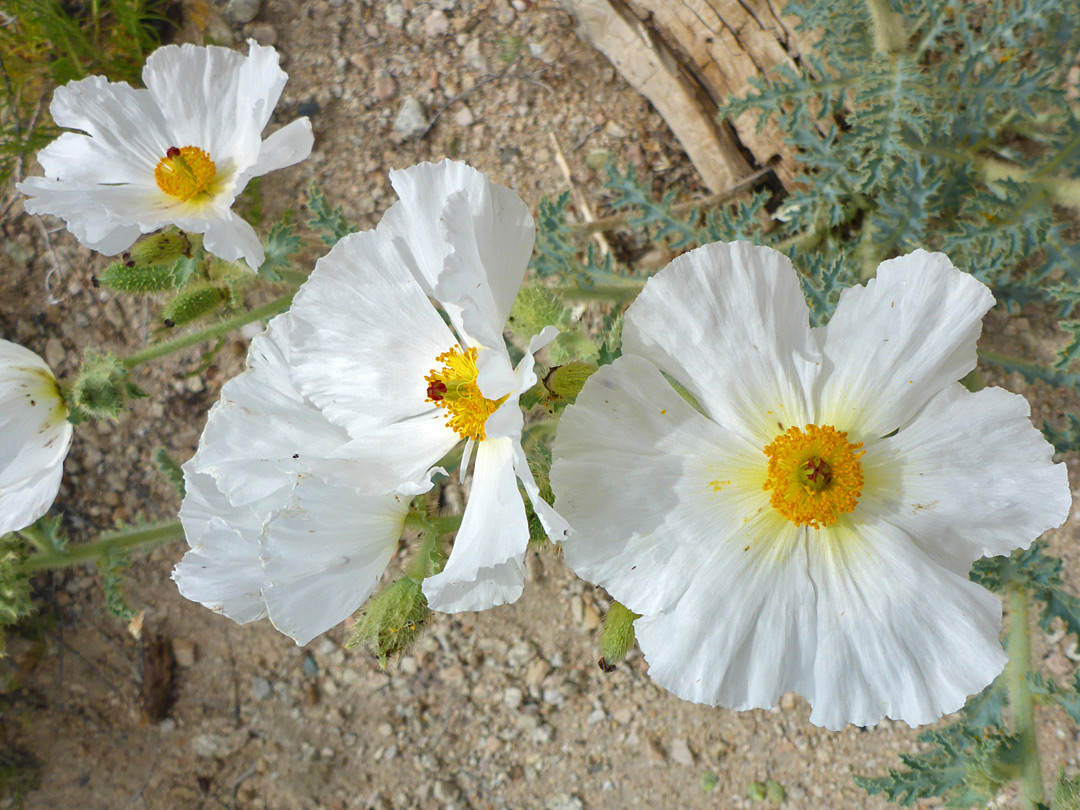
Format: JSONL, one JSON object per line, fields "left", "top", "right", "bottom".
{"left": 550, "top": 242, "right": 1071, "bottom": 730}
{"left": 18, "top": 40, "right": 312, "bottom": 270}
{"left": 287, "top": 160, "right": 570, "bottom": 613}
{"left": 173, "top": 315, "right": 411, "bottom": 645}
{"left": 0, "top": 340, "right": 73, "bottom": 536}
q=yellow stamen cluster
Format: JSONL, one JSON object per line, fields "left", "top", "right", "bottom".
{"left": 762, "top": 424, "right": 864, "bottom": 529}
{"left": 154, "top": 146, "right": 217, "bottom": 201}
{"left": 425, "top": 346, "right": 506, "bottom": 441}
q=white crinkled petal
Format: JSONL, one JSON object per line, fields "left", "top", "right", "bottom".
{"left": 423, "top": 437, "right": 529, "bottom": 612}
{"left": 818, "top": 250, "right": 995, "bottom": 441}
{"left": 239, "top": 118, "right": 314, "bottom": 187}
{"left": 176, "top": 315, "right": 410, "bottom": 643}
{"left": 260, "top": 481, "right": 409, "bottom": 645}
{"left": 191, "top": 315, "right": 354, "bottom": 509}
{"left": 861, "top": 383, "right": 1071, "bottom": 575}
{"left": 143, "top": 41, "right": 271, "bottom": 170}
{"left": 290, "top": 228, "right": 459, "bottom": 439}
{"left": 173, "top": 468, "right": 269, "bottom": 625}
{"left": 0, "top": 343, "right": 72, "bottom": 535}
{"left": 384, "top": 160, "right": 534, "bottom": 349}
{"left": 634, "top": 512, "right": 816, "bottom": 712}
{"left": 201, "top": 209, "right": 265, "bottom": 270}
{"left": 328, "top": 414, "right": 458, "bottom": 496}
{"left": 552, "top": 354, "right": 767, "bottom": 615}
{"left": 623, "top": 241, "right": 819, "bottom": 444}
{"left": 46, "top": 75, "right": 171, "bottom": 172}
{"left": 805, "top": 518, "right": 1008, "bottom": 729}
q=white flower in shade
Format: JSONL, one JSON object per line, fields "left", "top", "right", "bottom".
{"left": 0, "top": 340, "right": 73, "bottom": 536}
{"left": 17, "top": 40, "right": 312, "bottom": 270}
{"left": 287, "top": 160, "right": 570, "bottom": 613}
{"left": 172, "top": 315, "right": 412, "bottom": 645}
{"left": 551, "top": 242, "right": 1072, "bottom": 730}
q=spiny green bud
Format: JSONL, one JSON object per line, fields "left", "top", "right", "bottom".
{"left": 69, "top": 350, "right": 146, "bottom": 421}
{"left": 544, "top": 361, "right": 598, "bottom": 404}
{"left": 599, "top": 600, "right": 639, "bottom": 670}
{"left": 127, "top": 230, "right": 191, "bottom": 267}
{"left": 96, "top": 262, "right": 179, "bottom": 294}
{"left": 346, "top": 577, "right": 430, "bottom": 666}
{"left": 511, "top": 285, "right": 570, "bottom": 333}
{"left": 160, "top": 283, "right": 225, "bottom": 328}
{"left": 1052, "top": 768, "right": 1080, "bottom": 810}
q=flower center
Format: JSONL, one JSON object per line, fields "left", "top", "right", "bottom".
{"left": 154, "top": 146, "right": 217, "bottom": 201}
{"left": 762, "top": 424, "right": 864, "bottom": 529}
{"left": 425, "top": 346, "right": 506, "bottom": 441}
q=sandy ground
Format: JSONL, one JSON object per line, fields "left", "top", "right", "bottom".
{"left": 1, "top": 1, "right": 1078, "bottom": 809}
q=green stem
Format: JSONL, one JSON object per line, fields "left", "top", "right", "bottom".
{"left": 1006, "top": 583, "right": 1044, "bottom": 808}
{"left": 17, "top": 524, "right": 54, "bottom": 555}
{"left": 17, "top": 521, "right": 185, "bottom": 574}
{"left": 403, "top": 512, "right": 462, "bottom": 581}
{"left": 864, "top": 0, "right": 908, "bottom": 53}
{"left": 557, "top": 282, "right": 645, "bottom": 302}
{"left": 121, "top": 292, "right": 295, "bottom": 370}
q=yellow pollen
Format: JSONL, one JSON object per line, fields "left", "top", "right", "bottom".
{"left": 425, "top": 346, "right": 506, "bottom": 441}
{"left": 762, "top": 424, "right": 864, "bottom": 529}
{"left": 154, "top": 146, "right": 217, "bottom": 201}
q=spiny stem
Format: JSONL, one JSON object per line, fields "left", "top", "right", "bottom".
{"left": 864, "top": 0, "right": 908, "bottom": 54}
{"left": 1006, "top": 583, "right": 1044, "bottom": 808}
{"left": 121, "top": 291, "right": 295, "bottom": 370}
{"left": 17, "top": 521, "right": 185, "bottom": 574}
{"left": 568, "top": 166, "right": 774, "bottom": 236}
{"left": 16, "top": 524, "right": 54, "bottom": 555}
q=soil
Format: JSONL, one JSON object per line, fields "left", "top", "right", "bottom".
{"left": 1, "top": 1, "right": 1078, "bottom": 809}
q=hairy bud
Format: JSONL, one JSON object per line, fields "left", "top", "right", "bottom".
{"left": 97, "top": 262, "right": 179, "bottom": 294}
{"left": 544, "top": 361, "right": 598, "bottom": 405}
{"left": 69, "top": 350, "right": 145, "bottom": 421}
{"left": 599, "top": 600, "right": 639, "bottom": 670}
{"left": 346, "top": 577, "right": 430, "bottom": 667}
{"left": 160, "top": 283, "right": 225, "bottom": 328}
{"left": 128, "top": 230, "right": 191, "bottom": 267}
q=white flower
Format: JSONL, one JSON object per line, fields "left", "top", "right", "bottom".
{"left": 172, "top": 315, "right": 412, "bottom": 645}
{"left": 287, "top": 159, "right": 570, "bottom": 613}
{"left": 0, "top": 340, "right": 73, "bottom": 536}
{"left": 550, "top": 242, "right": 1071, "bottom": 730}
{"left": 17, "top": 40, "right": 312, "bottom": 271}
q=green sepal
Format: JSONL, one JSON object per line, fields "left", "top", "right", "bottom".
{"left": 346, "top": 577, "right": 430, "bottom": 666}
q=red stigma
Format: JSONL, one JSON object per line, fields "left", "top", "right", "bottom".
{"left": 803, "top": 457, "right": 832, "bottom": 484}
{"left": 426, "top": 380, "right": 447, "bottom": 401}
{"left": 166, "top": 146, "right": 182, "bottom": 158}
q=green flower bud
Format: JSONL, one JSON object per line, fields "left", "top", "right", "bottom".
{"left": 599, "top": 600, "right": 639, "bottom": 669}
{"left": 96, "top": 262, "right": 179, "bottom": 294}
{"left": 544, "top": 361, "right": 598, "bottom": 404}
{"left": 346, "top": 577, "right": 430, "bottom": 666}
{"left": 127, "top": 230, "right": 191, "bottom": 267}
{"left": 69, "top": 350, "right": 146, "bottom": 421}
{"left": 160, "top": 283, "right": 225, "bottom": 328}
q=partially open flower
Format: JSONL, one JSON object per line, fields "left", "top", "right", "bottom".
{"left": 551, "top": 242, "right": 1071, "bottom": 730}
{"left": 0, "top": 340, "right": 73, "bottom": 535}
{"left": 287, "top": 160, "right": 570, "bottom": 613}
{"left": 18, "top": 40, "right": 312, "bottom": 271}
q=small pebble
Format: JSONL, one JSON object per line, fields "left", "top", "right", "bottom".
{"left": 393, "top": 96, "right": 429, "bottom": 139}
{"left": 424, "top": 9, "right": 450, "bottom": 36}
{"left": 225, "top": 0, "right": 260, "bottom": 24}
